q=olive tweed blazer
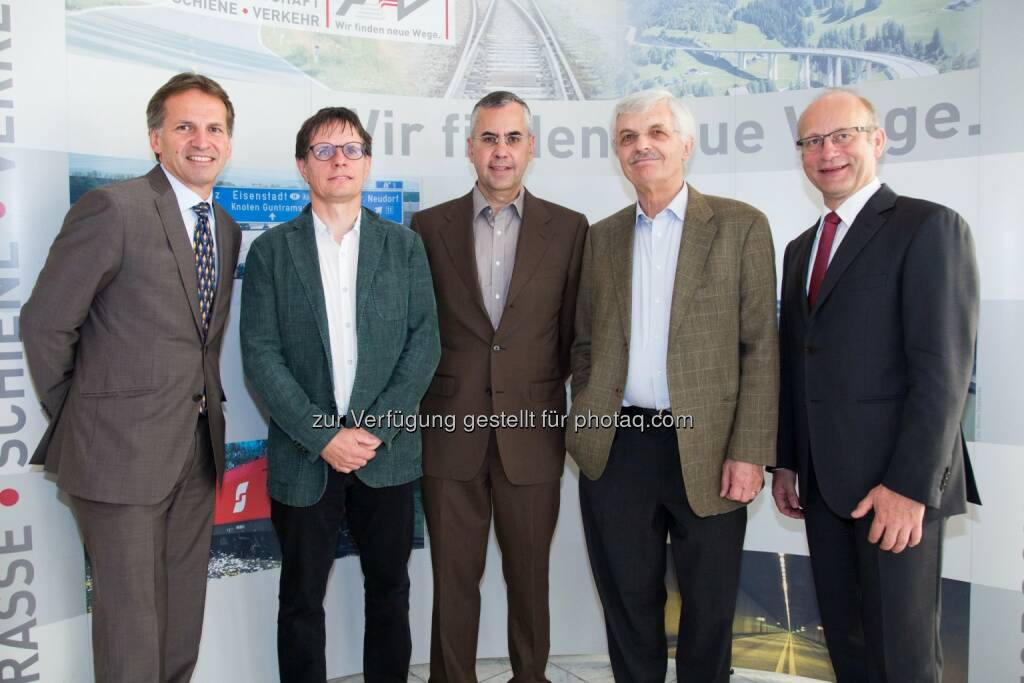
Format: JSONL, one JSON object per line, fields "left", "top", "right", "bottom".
{"left": 567, "top": 186, "right": 779, "bottom": 517}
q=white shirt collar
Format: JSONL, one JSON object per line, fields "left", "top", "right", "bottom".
{"left": 825, "top": 177, "right": 881, "bottom": 227}
{"left": 161, "top": 165, "right": 212, "bottom": 214}
{"left": 312, "top": 206, "right": 362, "bottom": 241}
{"left": 636, "top": 183, "right": 688, "bottom": 224}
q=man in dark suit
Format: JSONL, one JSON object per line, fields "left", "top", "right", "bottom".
{"left": 411, "top": 91, "right": 587, "bottom": 683}
{"left": 240, "top": 107, "right": 440, "bottom": 683}
{"left": 21, "top": 72, "right": 241, "bottom": 682}
{"left": 773, "top": 88, "right": 980, "bottom": 682}
{"left": 567, "top": 89, "right": 778, "bottom": 683}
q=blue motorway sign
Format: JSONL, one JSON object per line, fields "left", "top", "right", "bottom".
{"left": 215, "top": 180, "right": 405, "bottom": 225}
{"left": 214, "top": 187, "right": 309, "bottom": 223}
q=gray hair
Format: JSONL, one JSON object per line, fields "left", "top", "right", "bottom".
{"left": 613, "top": 88, "right": 697, "bottom": 143}
{"left": 470, "top": 91, "right": 532, "bottom": 135}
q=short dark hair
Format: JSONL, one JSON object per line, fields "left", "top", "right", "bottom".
{"left": 294, "top": 107, "right": 373, "bottom": 159}
{"left": 146, "top": 72, "right": 235, "bottom": 135}
{"left": 470, "top": 91, "right": 532, "bottom": 134}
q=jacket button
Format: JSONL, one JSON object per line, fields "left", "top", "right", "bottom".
{"left": 492, "top": 344, "right": 502, "bottom": 352}
{"left": 805, "top": 345, "right": 816, "bottom": 355}
{"left": 192, "top": 393, "right": 203, "bottom": 402}
{"left": 485, "top": 387, "right": 492, "bottom": 396}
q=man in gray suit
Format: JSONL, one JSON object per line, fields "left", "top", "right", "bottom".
{"left": 22, "top": 72, "right": 241, "bottom": 682}
{"left": 240, "top": 107, "right": 440, "bottom": 682}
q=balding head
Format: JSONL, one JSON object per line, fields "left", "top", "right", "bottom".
{"left": 797, "top": 89, "right": 886, "bottom": 210}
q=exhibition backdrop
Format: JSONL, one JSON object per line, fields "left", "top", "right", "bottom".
{"left": 1, "top": 0, "right": 1022, "bottom": 680}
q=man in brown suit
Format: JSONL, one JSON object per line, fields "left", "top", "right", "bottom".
{"left": 411, "top": 91, "right": 588, "bottom": 683}
{"left": 566, "top": 89, "right": 778, "bottom": 682}
{"left": 22, "top": 73, "right": 241, "bottom": 682}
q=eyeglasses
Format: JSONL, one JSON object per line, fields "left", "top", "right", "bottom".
{"left": 796, "top": 126, "right": 876, "bottom": 153}
{"left": 472, "top": 133, "right": 527, "bottom": 148}
{"left": 308, "top": 141, "right": 366, "bottom": 161}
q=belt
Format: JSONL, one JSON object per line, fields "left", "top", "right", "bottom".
{"left": 620, "top": 405, "right": 673, "bottom": 429}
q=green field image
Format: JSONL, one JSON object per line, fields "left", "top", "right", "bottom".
{"left": 259, "top": 1, "right": 472, "bottom": 97}
{"left": 626, "top": 0, "right": 981, "bottom": 97}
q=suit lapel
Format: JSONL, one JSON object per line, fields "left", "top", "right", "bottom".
{"left": 505, "top": 190, "right": 552, "bottom": 308}
{"left": 608, "top": 206, "right": 635, "bottom": 343}
{"left": 356, "top": 208, "right": 385, "bottom": 321}
{"left": 151, "top": 167, "right": 203, "bottom": 336}
{"left": 285, "top": 208, "right": 333, "bottom": 368}
{"left": 206, "top": 202, "right": 236, "bottom": 344}
{"left": 791, "top": 225, "right": 816, "bottom": 324}
{"left": 811, "top": 184, "right": 897, "bottom": 316}
{"left": 668, "top": 186, "right": 717, "bottom": 340}
{"left": 438, "top": 191, "right": 492, "bottom": 333}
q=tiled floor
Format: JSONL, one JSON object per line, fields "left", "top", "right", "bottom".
{"left": 330, "top": 656, "right": 816, "bottom": 682}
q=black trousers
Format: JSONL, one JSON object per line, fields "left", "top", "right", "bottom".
{"left": 271, "top": 468, "right": 416, "bottom": 683}
{"left": 804, "top": 468, "right": 946, "bottom": 683}
{"left": 579, "top": 417, "right": 747, "bottom": 683}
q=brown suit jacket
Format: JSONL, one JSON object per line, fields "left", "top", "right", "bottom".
{"left": 22, "top": 166, "right": 241, "bottom": 505}
{"left": 566, "top": 186, "right": 778, "bottom": 517}
{"left": 411, "top": 189, "right": 588, "bottom": 484}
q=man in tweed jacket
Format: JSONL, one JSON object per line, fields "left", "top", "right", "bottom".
{"left": 566, "top": 89, "right": 778, "bottom": 682}
{"left": 240, "top": 107, "right": 439, "bottom": 682}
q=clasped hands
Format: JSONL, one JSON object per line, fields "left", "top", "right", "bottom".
{"left": 320, "top": 427, "right": 381, "bottom": 473}
{"left": 771, "top": 469, "right": 925, "bottom": 553}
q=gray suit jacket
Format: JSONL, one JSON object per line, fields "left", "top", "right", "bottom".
{"left": 240, "top": 206, "right": 440, "bottom": 507}
{"left": 567, "top": 186, "right": 779, "bottom": 518}
{"left": 22, "top": 165, "right": 241, "bottom": 505}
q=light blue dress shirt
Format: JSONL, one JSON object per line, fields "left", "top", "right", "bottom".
{"left": 623, "top": 184, "right": 689, "bottom": 410}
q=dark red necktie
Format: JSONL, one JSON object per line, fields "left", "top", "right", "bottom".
{"left": 807, "top": 211, "right": 841, "bottom": 309}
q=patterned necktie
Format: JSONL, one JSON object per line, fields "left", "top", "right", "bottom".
{"left": 192, "top": 202, "right": 217, "bottom": 339}
{"left": 807, "top": 211, "right": 841, "bottom": 309}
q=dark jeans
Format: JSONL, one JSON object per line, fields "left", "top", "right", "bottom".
{"left": 271, "top": 467, "right": 415, "bottom": 683}
{"left": 579, "top": 417, "right": 747, "bottom": 683}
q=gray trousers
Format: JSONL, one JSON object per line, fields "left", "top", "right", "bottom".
{"left": 69, "top": 416, "right": 215, "bottom": 683}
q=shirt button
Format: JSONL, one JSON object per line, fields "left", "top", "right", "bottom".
{"left": 496, "top": 230, "right": 502, "bottom": 236}
{"left": 495, "top": 260, "right": 501, "bottom": 266}
{"left": 495, "top": 293, "right": 501, "bottom": 299}
{"left": 655, "top": 298, "right": 662, "bottom": 304}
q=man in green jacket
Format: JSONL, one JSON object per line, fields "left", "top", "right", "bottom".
{"left": 240, "top": 107, "right": 440, "bottom": 683}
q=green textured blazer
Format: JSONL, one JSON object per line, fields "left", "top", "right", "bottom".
{"left": 240, "top": 206, "right": 440, "bottom": 507}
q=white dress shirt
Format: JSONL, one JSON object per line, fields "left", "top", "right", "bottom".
{"left": 313, "top": 209, "right": 360, "bottom": 416}
{"left": 805, "top": 177, "right": 881, "bottom": 293}
{"left": 161, "top": 166, "right": 218, "bottom": 267}
{"left": 623, "top": 184, "right": 688, "bottom": 410}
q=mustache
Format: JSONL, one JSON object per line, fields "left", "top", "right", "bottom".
{"left": 629, "top": 151, "right": 662, "bottom": 164}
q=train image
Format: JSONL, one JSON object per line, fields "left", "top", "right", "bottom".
{"left": 210, "top": 440, "right": 424, "bottom": 578}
